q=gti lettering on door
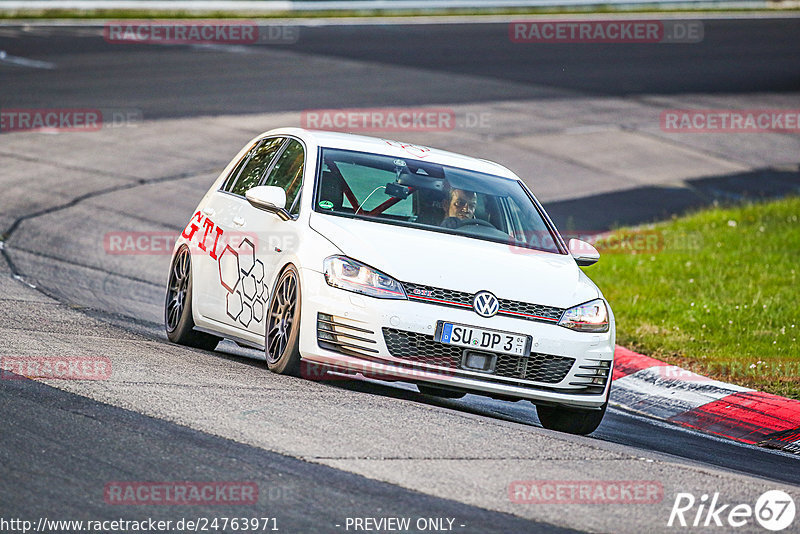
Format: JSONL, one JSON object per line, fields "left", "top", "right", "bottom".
{"left": 182, "top": 211, "right": 268, "bottom": 327}
{"left": 181, "top": 210, "right": 224, "bottom": 259}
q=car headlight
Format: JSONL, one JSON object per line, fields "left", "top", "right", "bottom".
{"left": 323, "top": 256, "right": 407, "bottom": 300}
{"left": 558, "top": 299, "right": 609, "bottom": 333}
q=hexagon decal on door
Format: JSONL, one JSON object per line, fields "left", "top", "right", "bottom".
{"left": 218, "top": 237, "right": 267, "bottom": 328}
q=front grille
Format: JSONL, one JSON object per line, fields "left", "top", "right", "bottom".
{"left": 403, "top": 282, "right": 564, "bottom": 324}
{"left": 404, "top": 283, "right": 472, "bottom": 308}
{"left": 382, "top": 328, "right": 574, "bottom": 384}
{"left": 496, "top": 298, "right": 564, "bottom": 323}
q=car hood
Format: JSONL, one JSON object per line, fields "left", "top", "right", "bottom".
{"left": 309, "top": 213, "right": 600, "bottom": 309}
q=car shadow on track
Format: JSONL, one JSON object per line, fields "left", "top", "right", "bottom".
{"left": 306, "top": 371, "right": 550, "bottom": 430}
{"left": 199, "top": 339, "right": 568, "bottom": 432}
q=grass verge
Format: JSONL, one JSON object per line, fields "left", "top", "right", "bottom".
{"left": 586, "top": 196, "right": 799, "bottom": 399}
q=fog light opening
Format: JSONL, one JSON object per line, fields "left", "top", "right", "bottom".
{"left": 461, "top": 351, "right": 496, "bottom": 373}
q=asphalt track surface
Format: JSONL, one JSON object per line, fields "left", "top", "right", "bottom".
{"left": 1, "top": 18, "right": 799, "bottom": 534}
{"left": 1, "top": 18, "right": 798, "bottom": 117}
{"left": 1, "top": 374, "right": 567, "bottom": 534}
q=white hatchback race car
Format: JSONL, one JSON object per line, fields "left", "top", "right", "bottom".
{"left": 165, "top": 128, "right": 615, "bottom": 435}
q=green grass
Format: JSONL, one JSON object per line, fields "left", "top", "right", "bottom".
{"left": 586, "top": 196, "right": 800, "bottom": 399}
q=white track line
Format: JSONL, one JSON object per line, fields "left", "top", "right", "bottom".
{"left": 0, "top": 50, "right": 55, "bottom": 69}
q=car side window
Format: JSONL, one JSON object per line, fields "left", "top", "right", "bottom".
{"left": 221, "top": 141, "right": 258, "bottom": 193}
{"left": 227, "top": 137, "right": 285, "bottom": 197}
{"left": 262, "top": 139, "right": 304, "bottom": 215}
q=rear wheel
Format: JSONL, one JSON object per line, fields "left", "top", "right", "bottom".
{"left": 165, "top": 246, "right": 220, "bottom": 351}
{"left": 417, "top": 384, "right": 467, "bottom": 399}
{"left": 265, "top": 265, "right": 302, "bottom": 376}
{"left": 536, "top": 403, "right": 607, "bottom": 435}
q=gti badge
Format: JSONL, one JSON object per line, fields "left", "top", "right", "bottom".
{"left": 473, "top": 291, "right": 499, "bottom": 318}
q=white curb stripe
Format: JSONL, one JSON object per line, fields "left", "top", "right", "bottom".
{"left": 610, "top": 365, "right": 753, "bottom": 420}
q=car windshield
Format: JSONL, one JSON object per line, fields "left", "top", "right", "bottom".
{"left": 314, "top": 147, "right": 563, "bottom": 254}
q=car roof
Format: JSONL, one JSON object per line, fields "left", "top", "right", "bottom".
{"left": 260, "top": 127, "right": 520, "bottom": 180}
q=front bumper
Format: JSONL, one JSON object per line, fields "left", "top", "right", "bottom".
{"left": 298, "top": 268, "right": 614, "bottom": 409}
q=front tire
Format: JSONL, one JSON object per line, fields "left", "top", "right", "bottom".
{"left": 165, "top": 246, "right": 220, "bottom": 351}
{"left": 265, "top": 265, "right": 302, "bottom": 376}
{"left": 536, "top": 403, "right": 607, "bottom": 435}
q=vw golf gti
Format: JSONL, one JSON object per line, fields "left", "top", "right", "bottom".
{"left": 165, "top": 128, "right": 615, "bottom": 435}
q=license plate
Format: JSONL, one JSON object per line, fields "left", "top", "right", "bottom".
{"left": 436, "top": 322, "right": 531, "bottom": 356}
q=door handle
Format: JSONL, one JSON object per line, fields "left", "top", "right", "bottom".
{"left": 232, "top": 217, "right": 246, "bottom": 227}
{"left": 202, "top": 207, "right": 215, "bottom": 217}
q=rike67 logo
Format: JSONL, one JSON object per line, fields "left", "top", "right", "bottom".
{"left": 668, "top": 490, "right": 795, "bottom": 531}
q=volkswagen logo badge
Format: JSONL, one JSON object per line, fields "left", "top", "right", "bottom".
{"left": 473, "top": 291, "right": 499, "bottom": 318}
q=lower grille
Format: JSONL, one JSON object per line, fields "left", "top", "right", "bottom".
{"left": 382, "top": 328, "right": 462, "bottom": 367}
{"left": 382, "top": 328, "right": 574, "bottom": 384}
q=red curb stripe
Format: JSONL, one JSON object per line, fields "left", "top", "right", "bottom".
{"left": 759, "top": 426, "right": 800, "bottom": 454}
{"left": 666, "top": 391, "right": 800, "bottom": 444}
{"left": 761, "top": 426, "right": 800, "bottom": 444}
{"left": 612, "top": 345, "right": 666, "bottom": 381}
